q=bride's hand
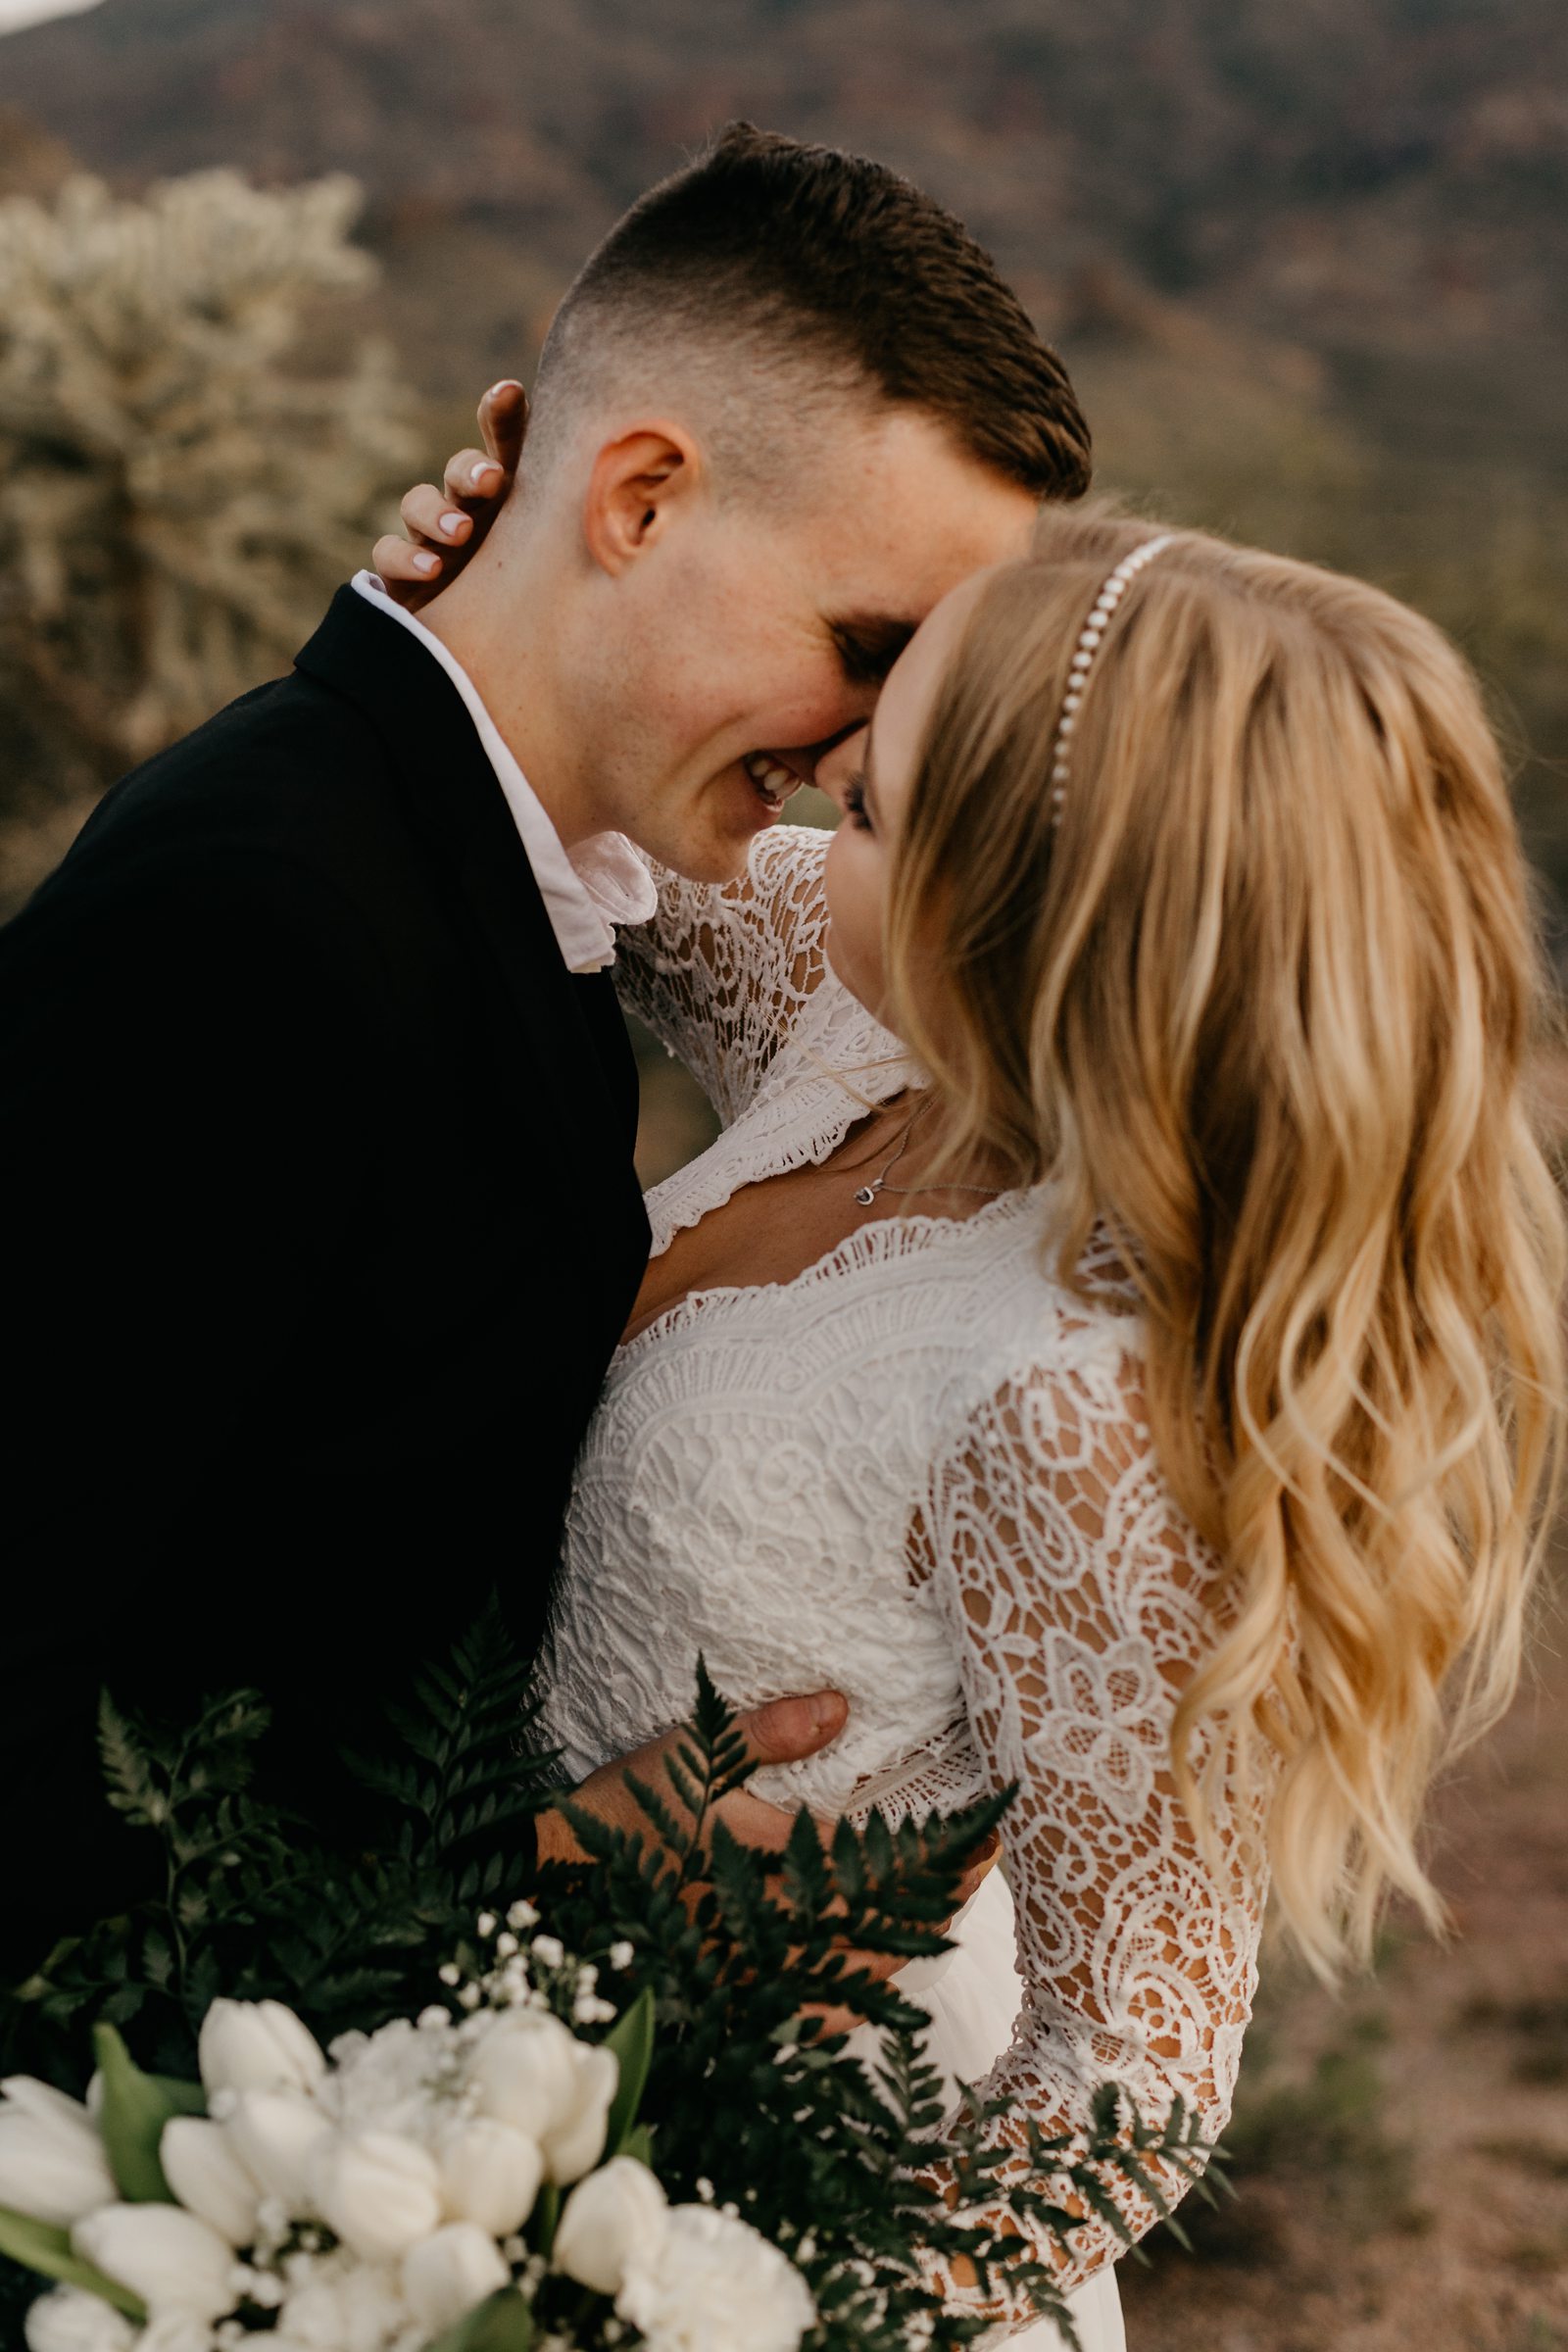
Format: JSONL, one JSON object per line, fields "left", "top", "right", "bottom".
{"left": 370, "top": 378, "right": 526, "bottom": 612}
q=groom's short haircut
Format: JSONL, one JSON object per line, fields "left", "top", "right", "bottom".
{"left": 526, "top": 123, "right": 1092, "bottom": 505}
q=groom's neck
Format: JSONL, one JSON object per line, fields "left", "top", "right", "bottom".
{"left": 419, "top": 552, "right": 598, "bottom": 849}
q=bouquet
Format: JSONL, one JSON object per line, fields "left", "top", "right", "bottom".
{"left": 1, "top": 1617, "right": 1216, "bottom": 2350}
{"left": 0, "top": 1962, "right": 811, "bottom": 2352}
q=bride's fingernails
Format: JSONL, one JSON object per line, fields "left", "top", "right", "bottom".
{"left": 438, "top": 511, "right": 468, "bottom": 538}
{"left": 413, "top": 551, "right": 440, "bottom": 575}
{"left": 470, "top": 461, "right": 500, "bottom": 491}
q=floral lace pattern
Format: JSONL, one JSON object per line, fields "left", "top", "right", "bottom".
{"left": 613, "top": 828, "right": 915, "bottom": 1251}
{"left": 537, "top": 827, "right": 1269, "bottom": 2309}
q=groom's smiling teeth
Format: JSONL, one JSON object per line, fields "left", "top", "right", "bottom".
{"left": 743, "top": 752, "right": 795, "bottom": 809}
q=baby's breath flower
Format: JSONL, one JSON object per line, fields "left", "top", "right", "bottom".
{"left": 507, "top": 1900, "right": 539, "bottom": 1932}
{"left": 437, "top": 1963, "right": 461, "bottom": 1988}
{"left": 476, "top": 1912, "right": 498, "bottom": 1938}
{"left": 530, "top": 1935, "right": 564, "bottom": 1969}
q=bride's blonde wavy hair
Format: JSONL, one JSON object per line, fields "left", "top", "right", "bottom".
{"left": 886, "top": 504, "right": 1567, "bottom": 1977}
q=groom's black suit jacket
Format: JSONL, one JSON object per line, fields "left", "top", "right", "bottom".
{"left": 0, "top": 588, "right": 652, "bottom": 1986}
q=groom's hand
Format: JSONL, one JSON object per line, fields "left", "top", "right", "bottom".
{"left": 533, "top": 1689, "right": 852, "bottom": 1872}
{"left": 372, "top": 378, "right": 525, "bottom": 610}
{"left": 533, "top": 1694, "right": 1002, "bottom": 1995}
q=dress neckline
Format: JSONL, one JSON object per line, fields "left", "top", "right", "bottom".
{"left": 615, "top": 1185, "right": 1047, "bottom": 1366}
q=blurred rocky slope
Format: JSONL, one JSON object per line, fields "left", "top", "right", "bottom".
{"left": 1, "top": 0, "right": 1564, "bottom": 930}
{"left": 4, "top": 0, "right": 1566, "bottom": 353}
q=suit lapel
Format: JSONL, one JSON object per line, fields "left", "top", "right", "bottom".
{"left": 294, "top": 589, "right": 645, "bottom": 1240}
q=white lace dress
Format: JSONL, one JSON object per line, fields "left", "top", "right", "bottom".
{"left": 535, "top": 828, "right": 1268, "bottom": 2346}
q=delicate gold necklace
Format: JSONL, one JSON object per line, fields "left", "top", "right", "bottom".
{"left": 853, "top": 1097, "right": 1005, "bottom": 1207}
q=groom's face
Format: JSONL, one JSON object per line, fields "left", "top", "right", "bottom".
{"left": 576, "top": 407, "right": 1039, "bottom": 882}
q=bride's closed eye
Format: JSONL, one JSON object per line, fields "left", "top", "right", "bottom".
{"left": 843, "top": 772, "right": 873, "bottom": 832}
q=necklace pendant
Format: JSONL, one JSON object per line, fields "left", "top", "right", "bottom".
{"left": 854, "top": 1183, "right": 879, "bottom": 1206}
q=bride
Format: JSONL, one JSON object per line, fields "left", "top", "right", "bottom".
{"left": 386, "top": 491, "right": 1564, "bottom": 2342}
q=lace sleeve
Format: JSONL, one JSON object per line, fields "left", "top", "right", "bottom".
{"left": 915, "top": 1345, "right": 1266, "bottom": 2317}
{"left": 614, "top": 826, "right": 835, "bottom": 1125}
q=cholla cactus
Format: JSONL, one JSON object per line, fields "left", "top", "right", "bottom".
{"left": 0, "top": 170, "right": 423, "bottom": 891}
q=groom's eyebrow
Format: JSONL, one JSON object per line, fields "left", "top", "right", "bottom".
{"left": 827, "top": 612, "right": 919, "bottom": 686}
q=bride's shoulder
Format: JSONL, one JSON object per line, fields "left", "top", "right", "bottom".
{"left": 936, "top": 1200, "right": 1157, "bottom": 1450}
{"left": 970, "top": 1198, "right": 1146, "bottom": 1342}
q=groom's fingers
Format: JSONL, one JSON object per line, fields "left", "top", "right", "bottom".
{"left": 733, "top": 1690, "right": 849, "bottom": 1768}
{"left": 533, "top": 1697, "right": 848, "bottom": 1876}
{"left": 439, "top": 450, "right": 505, "bottom": 511}
{"left": 478, "top": 378, "right": 528, "bottom": 472}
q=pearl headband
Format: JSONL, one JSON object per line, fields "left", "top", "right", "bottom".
{"left": 1049, "top": 533, "right": 1177, "bottom": 829}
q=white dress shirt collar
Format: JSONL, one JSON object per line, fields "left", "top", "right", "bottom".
{"left": 350, "top": 570, "right": 655, "bottom": 973}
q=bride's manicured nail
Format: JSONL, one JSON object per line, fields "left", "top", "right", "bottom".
{"left": 808, "top": 1691, "right": 846, "bottom": 1731}
{"left": 485, "top": 380, "right": 522, "bottom": 403}
{"left": 470, "top": 462, "right": 500, "bottom": 491}
{"left": 438, "top": 512, "right": 467, "bottom": 538}
{"left": 413, "top": 552, "right": 440, "bottom": 575}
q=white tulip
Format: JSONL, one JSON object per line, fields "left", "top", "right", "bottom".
{"left": 311, "top": 2132, "right": 443, "bottom": 2263}
{"left": 554, "top": 2155, "right": 669, "bottom": 2297}
{"left": 0, "top": 2079, "right": 119, "bottom": 2230}
{"left": 469, "top": 2016, "right": 618, "bottom": 2183}
{"left": 136, "top": 2319, "right": 220, "bottom": 2352}
{"left": 197, "top": 2000, "right": 324, "bottom": 2100}
{"left": 23, "top": 2285, "right": 136, "bottom": 2352}
{"left": 224, "top": 2092, "right": 332, "bottom": 2213}
{"left": 159, "top": 2117, "right": 262, "bottom": 2247}
{"left": 617, "top": 2204, "right": 816, "bottom": 2352}
{"left": 467, "top": 2013, "right": 577, "bottom": 2141}
{"left": 540, "top": 2047, "right": 618, "bottom": 2184}
{"left": 438, "top": 2120, "right": 544, "bottom": 2237}
{"left": 73, "top": 2202, "right": 236, "bottom": 2324}
{"left": 401, "top": 2222, "right": 510, "bottom": 2335}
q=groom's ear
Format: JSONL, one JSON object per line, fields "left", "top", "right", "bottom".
{"left": 582, "top": 423, "right": 702, "bottom": 576}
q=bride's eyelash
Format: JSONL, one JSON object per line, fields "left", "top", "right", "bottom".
{"left": 843, "top": 772, "right": 873, "bottom": 832}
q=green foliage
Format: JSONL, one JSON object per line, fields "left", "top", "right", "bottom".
{"left": 427, "top": 2286, "right": 535, "bottom": 2352}
{"left": 532, "top": 1661, "right": 1220, "bottom": 2352}
{"left": 7, "top": 1626, "right": 1221, "bottom": 2351}
{"left": 0, "top": 2208, "right": 146, "bottom": 2322}
{"left": 91, "top": 2023, "right": 183, "bottom": 2203}
{"left": 8, "top": 1600, "right": 557, "bottom": 2086}
{"left": 602, "top": 1984, "right": 656, "bottom": 2157}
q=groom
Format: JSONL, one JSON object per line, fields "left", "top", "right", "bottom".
{"left": 0, "top": 125, "right": 1090, "bottom": 1985}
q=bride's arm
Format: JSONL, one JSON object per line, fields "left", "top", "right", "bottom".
{"left": 911, "top": 1348, "right": 1265, "bottom": 2320}
{"left": 613, "top": 827, "right": 838, "bottom": 1123}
